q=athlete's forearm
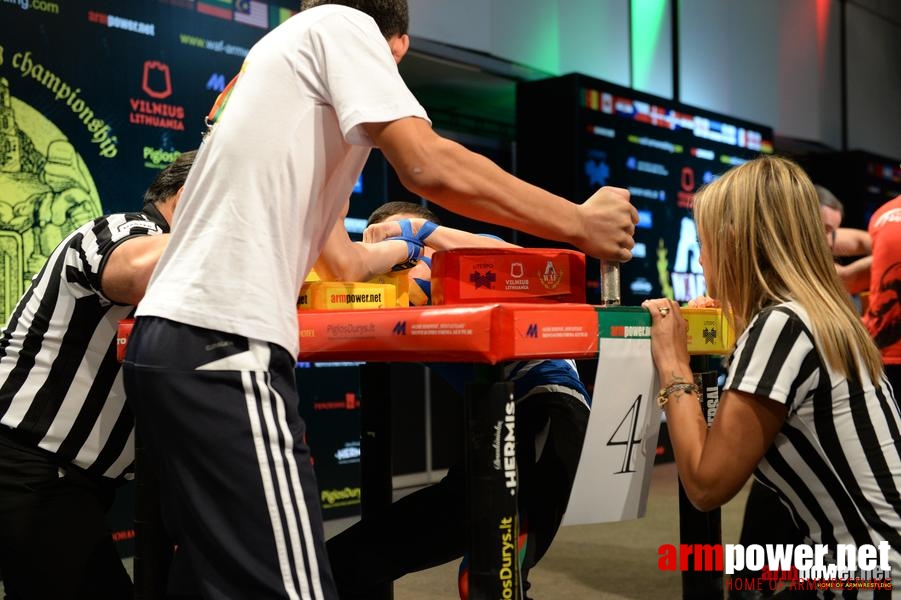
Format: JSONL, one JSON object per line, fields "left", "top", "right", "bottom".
{"left": 314, "top": 239, "right": 411, "bottom": 282}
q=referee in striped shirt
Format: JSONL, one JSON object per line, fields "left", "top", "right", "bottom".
{"left": 0, "top": 150, "right": 195, "bottom": 599}
{"left": 645, "top": 155, "right": 900, "bottom": 599}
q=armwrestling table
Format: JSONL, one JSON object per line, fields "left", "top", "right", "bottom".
{"left": 118, "top": 302, "right": 723, "bottom": 600}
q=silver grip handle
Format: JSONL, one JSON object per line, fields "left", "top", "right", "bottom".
{"left": 599, "top": 261, "right": 620, "bottom": 306}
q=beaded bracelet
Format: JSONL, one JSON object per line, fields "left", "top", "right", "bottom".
{"left": 656, "top": 382, "right": 700, "bottom": 408}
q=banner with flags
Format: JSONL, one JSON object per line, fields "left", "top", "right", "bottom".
{"left": 196, "top": 0, "right": 233, "bottom": 20}
{"left": 269, "top": 4, "right": 297, "bottom": 27}
{"left": 234, "top": 0, "right": 268, "bottom": 28}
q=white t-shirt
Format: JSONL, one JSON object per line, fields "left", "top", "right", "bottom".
{"left": 136, "top": 6, "right": 429, "bottom": 356}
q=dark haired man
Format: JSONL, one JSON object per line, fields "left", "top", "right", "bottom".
{"left": 815, "top": 184, "right": 872, "bottom": 295}
{"left": 124, "top": 1, "right": 635, "bottom": 598}
{"left": 0, "top": 150, "right": 195, "bottom": 599}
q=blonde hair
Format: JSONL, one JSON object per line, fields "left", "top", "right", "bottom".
{"left": 693, "top": 155, "right": 882, "bottom": 382}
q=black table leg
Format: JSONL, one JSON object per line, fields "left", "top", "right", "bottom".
{"left": 464, "top": 373, "right": 521, "bottom": 600}
{"left": 680, "top": 366, "right": 724, "bottom": 599}
{"left": 360, "top": 363, "right": 394, "bottom": 600}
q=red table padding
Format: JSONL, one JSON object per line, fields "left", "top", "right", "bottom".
{"left": 117, "top": 303, "right": 599, "bottom": 364}
{"left": 431, "top": 248, "right": 586, "bottom": 305}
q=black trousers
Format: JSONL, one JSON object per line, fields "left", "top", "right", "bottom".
{"left": 123, "top": 317, "right": 337, "bottom": 600}
{"left": 0, "top": 432, "right": 133, "bottom": 600}
{"left": 326, "top": 391, "right": 589, "bottom": 599}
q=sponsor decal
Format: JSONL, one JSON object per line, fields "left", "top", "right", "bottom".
{"left": 333, "top": 441, "right": 360, "bottom": 464}
{"left": 312, "top": 394, "right": 358, "bottom": 412}
{"left": 328, "top": 292, "right": 383, "bottom": 304}
{"left": 629, "top": 186, "right": 666, "bottom": 201}
{"left": 111, "top": 528, "right": 136, "bottom": 542}
{"left": 609, "top": 325, "right": 651, "bottom": 338}
{"left": 320, "top": 487, "right": 361, "bottom": 508}
{"left": 408, "top": 322, "right": 473, "bottom": 336}
{"left": 502, "top": 399, "right": 516, "bottom": 491}
{"left": 532, "top": 325, "right": 589, "bottom": 339}
{"left": 87, "top": 10, "right": 156, "bottom": 36}
{"left": 677, "top": 166, "right": 695, "bottom": 209}
{"left": 498, "top": 516, "right": 516, "bottom": 597}
{"left": 584, "top": 148, "right": 610, "bottom": 187}
{"left": 2, "top": 0, "right": 60, "bottom": 14}
{"left": 691, "top": 147, "right": 715, "bottom": 160}
{"left": 537, "top": 260, "right": 563, "bottom": 290}
{"left": 206, "top": 72, "right": 226, "bottom": 92}
{"left": 670, "top": 216, "right": 705, "bottom": 302}
{"left": 142, "top": 61, "right": 171, "bottom": 99}
{"left": 143, "top": 146, "right": 181, "bottom": 170}
{"left": 626, "top": 155, "right": 669, "bottom": 176}
{"left": 128, "top": 61, "right": 186, "bottom": 131}
{"left": 325, "top": 322, "right": 376, "bottom": 339}
{"left": 469, "top": 269, "right": 496, "bottom": 289}
{"left": 178, "top": 33, "right": 250, "bottom": 57}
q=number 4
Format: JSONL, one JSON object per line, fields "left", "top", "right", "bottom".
{"left": 606, "top": 394, "right": 643, "bottom": 474}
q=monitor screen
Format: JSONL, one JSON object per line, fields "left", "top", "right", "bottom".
{"left": 517, "top": 74, "right": 775, "bottom": 306}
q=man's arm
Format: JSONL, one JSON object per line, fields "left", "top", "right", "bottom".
{"left": 363, "top": 118, "right": 638, "bottom": 261}
{"left": 833, "top": 227, "right": 872, "bottom": 257}
{"left": 835, "top": 255, "right": 872, "bottom": 296}
{"left": 313, "top": 204, "right": 418, "bottom": 281}
{"left": 101, "top": 235, "right": 170, "bottom": 305}
{"left": 364, "top": 217, "right": 519, "bottom": 251}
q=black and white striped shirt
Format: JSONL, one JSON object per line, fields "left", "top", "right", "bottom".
{"left": 0, "top": 208, "right": 167, "bottom": 480}
{"left": 725, "top": 301, "right": 901, "bottom": 582}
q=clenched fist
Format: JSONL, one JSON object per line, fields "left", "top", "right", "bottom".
{"left": 573, "top": 186, "right": 638, "bottom": 262}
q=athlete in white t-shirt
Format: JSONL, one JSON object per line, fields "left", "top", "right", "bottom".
{"left": 123, "top": 2, "right": 638, "bottom": 598}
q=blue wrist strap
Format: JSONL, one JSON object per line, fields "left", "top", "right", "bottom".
{"left": 386, "top": 220, "right": 439, "bottom": 271}
{"left": 398, "top": 219, "right": 415, "bottom": 238}
{"left": 417, "top": 220, "right": 439, "bottom": 242}
{"left": 396, "top": 219, "right": 439, "bottom": 242}
{"left": 386, "top": 234, "right": 423, "bottom": 271}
